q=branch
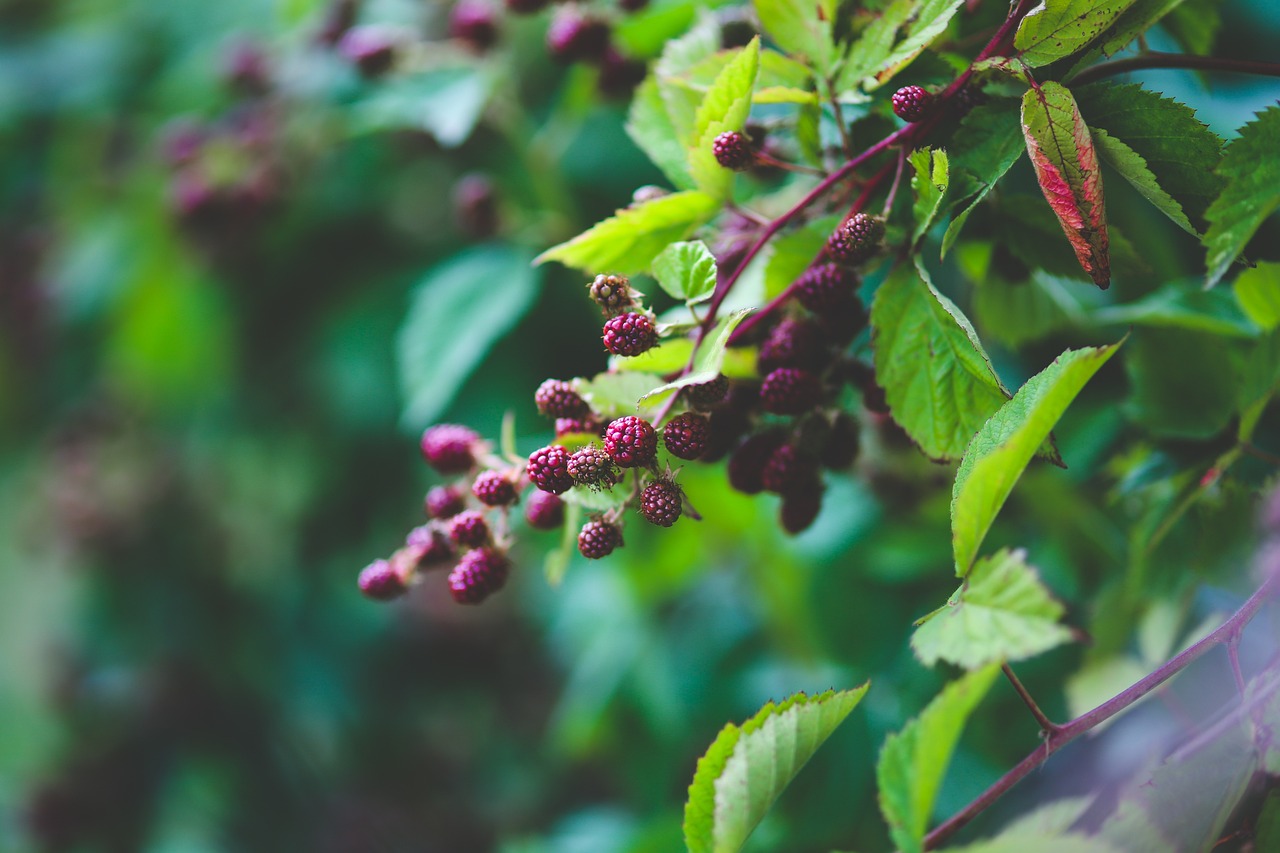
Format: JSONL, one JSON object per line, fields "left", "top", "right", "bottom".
{"left": 1069, "top": 52, "right": 1280, "bottom": 87}
{"left": 1001, "top": 663, "right": 1061, "bottom": 734}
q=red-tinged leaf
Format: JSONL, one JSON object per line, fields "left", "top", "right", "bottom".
{"left": 1020, "top": 82, "right": 1111, "bottom": 289}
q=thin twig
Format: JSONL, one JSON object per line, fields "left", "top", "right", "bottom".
{"left": 1241, "top": 442, "right": 1280, "bottom": 467}
{"left": 881, "top": 149, "right": 908, "bottom": 217}
{"left": 1001, "top": 663, "right": 1060, "bottom": 734}
{"left": 1069, "top": 52, "right": 1280, "bottom": 87}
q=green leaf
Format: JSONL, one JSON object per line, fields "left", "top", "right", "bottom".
{"left": 1076, "top": 82, "right": 1223, "bottom": 231}
{"left": 943, "top": 99, "right": 1025, "bottom": 256}
{"left": 612, "top": 337, "right": 695, "bottom": 375}
{"left": 910, "top": 147, "right": 949, "bottom": 244}
{"left": 398, "top": 246, "right": 540, "bottom": 429}
{"left": 753, "top": 0, "right": 836, "bottom": 74}
{"left": 1163, "top": 0, "right": 1222, "bottom": 55}
{"left": 351, "top": 66, "right": 493, "bottom": 148}
{"left": 560, "top": 480, "right": 631, "bottom": 513}
{"left": 840, "top": 0, "right": 965, "bottom": 90}
{"left": 576, "top": 371, "right": 669, "bottom": 418}
{"left": 1092, "top": 285, "right": 1258, "bottom": 337}
{"left": 877, "top": 666, "right": 1000, "bottom": 853}
{"left": 1123, "top": 328, "right": 1247, "bottom": 438}
{"left": 687, "top": 38, "right": 761, "bottom": 200}
{"left": 946, "top": 834, "right": 1119, "bottom": 853}
{"left": 1235, "top": 261, "right": 1280, "bottom": 331}
{"left": 971, "top": 270, "right": 1088, "bottom": 350}
{"left": 652, "top": 240, "right": 718, "bottom": 304}
{"left": 1205, "top": 105, "right": 1280, "bottom": 287}
{"left": 761, "top": 215, "right": 841, "bottom": 299}
{"left": 868, "top": 0, "right": 965, "bottom": 88}
{"left": 839, "top": 0, "right": 914, "bottom": 92}
{"left": 684, "top": 686, "right": 869, "bottom": 853}
{"left": 912, "top": 548, "right": 1073, "bottom": 669}
{"left": 753, "top": 86, "right": 819, "bottom": 105}
{"left": 1014, "top": 0, "right": 1140, "bottom": 68}
{"left": 640, "top": 309, "right": 752, "bottom": 401}
{"left": 871, "top": 264, "right": 1012, "bottom": 462}
{"left": 951, "top": 342, "right": 1120, "bottom": 574}
{"left": 1021, "top": 82, "right": 1112, "bottom": 289}
{"left": 535, "top": 191, "right": 721, "bottom": 275}
{"left": 1091, "top": 0, "right": 1190, "bottom": 58}
{"left": 544, "top": 501, "right": 581, "bottom": 587}
{"left": 627, "top": 76, "right": 696, "bottom": 190}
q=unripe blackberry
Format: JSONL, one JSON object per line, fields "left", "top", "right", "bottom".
{"left": 578, "top": 519, "right": 623, "bottom": 559}
{"left": 663, "top": 412, "right": 710, "bottom": 460}
{"left": 848, "top": 360, "right": 890, "bottom": 414}
{"left": 727, "top": 430, "right": 786, "bottom": 494}
{"left": 567, "top": 444, "right": 618, "bottom": 489}
{"left": 795, "top": 263, "right": 856, "bottom": 313}
{"left": 448, "top": 547, "right": 510, "bottom": 604}
{"left": 602, "top": 312, "right": 657, "bottom": 357}
{"left": 827, "top": 214, "right": 885, "bottom": 266}
{"left": 712, "top": 131, "right": 754, "bottom": 171}
{"left": 821, "top": 413, "right": 861, "bottom": 469}
{"left": 547, "top": 8, "right": 611, "bottom": 63}
{"left": 339, "top": 25, "right": 398, "bottom": 76}
{"left": 598, "top": 48, "right": 647, "bottom": 98}
{"left": 759, "top": 317, "right": 825, "bottom": 373}
{"left": 641, "top": 479, "right": 683, "bottom": 527}
{"left": 405, "top": 524, "right": 455, "bottom": 568}
{"left": 472, "top": 470, "right": 519, "bottom": 506}
{"left": 420, "top": 424, "right": 480, "bottom": 473}
{"left": 685, "top": 374, "right": 729, "bottom": 409}
{"left": 761, "top": 367, "right": 822, "bottom": 415}
{"left": 780, "top": 484, "right": 823, "bottom": 534}
{"left": 449, "top": 510, "right": 491, "bottom": 548}
{"left": 358, "top": 559, "right": 406, "bottom": 601}
{"left": 588, "top": 273, "right": 635, "bottom": 315}
{"left": 525, "top": 490, "right": 565, "bottom": 530}
{"left": 603, "top": 416, "right": 658, "bottom": 468}
{"left": 891, "top": 85, "right": 933, "bottom": 122}
{"left": 527, "top": 444, "right": 575, "bottom": 494}
{"left": 450, "top": 0, "right": 500, "bottom": 52}
{"left": 535, "top": 378, "right": 590, "bottom": 419}
{"left": 817, "top": 296, "right": 869, "bottom": 346}
{"left": 555, "top": 416, "right": 604, "bottom": 438}
{"left": 425, "top": 485, "right": 466, "bottom": 520}
{"left": 761, "top": 444, "right": 818, "bottom": 494}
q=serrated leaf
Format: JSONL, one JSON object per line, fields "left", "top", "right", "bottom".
{"left": 1091, "top": 0, "right": 1189, "bottom": 58}
{"left": 1204, "top": 105, "right": 1280, "bottom": 288}
{"left": 653, "top": 240, "right": 718, "bottom": 304}
{"left": 627, "top": 76, "right": 696, "bottom": 190}
{"left": 1092, "top": 284, "right": 1258, "bottom": 337}
{"left": 1021, "top": 82, "right": 1111, "bottom": 289}
{"left": 640, "top": 309, "right": 752, "bottom": 401}
{"left": 1091, "top": 129, "right": 1195, "bottom": 234}
{"left": 398, "top": 246, "right": 540, "bottom": 429}
{"left": 1075, "top": 82, "right": 1222, "bottom": 231}
{"left": 910, "top": 147, "right": 949, "bottom": 244}
{"left": 576, "top": 371, "right": 668, "bottom": 418}
{"left": 912, "top": 548, "right": 1073, "bottom": 669}
{"left": 869, "top": 0, "right": 965, "bottom": 88}
{"left": 877, "top": 666, "right": 1000, "bottom": 853}
{"left": 687, "top": 39, "right": 761, "bottom": 200}
{"left": 839, "top": 0, "right": 964, "bottom": 91}
{"left": 1235, "top": 261, "right": 1280, "bottom": 331}
{"left": 684, "top": 686, "right": 868, "bottom": 853}
{"left": 943, "top": 99, "right": 1025, "bottom": 256}
{"left": 952, "top": 342, "right": 1120, "bottom": 574}
{"left": 871, "top": 264, "right": 1012, "bottom": 462}
{"left": 535, "top": 191, "right": 721, "bottom": 275}
{"left": 1014, "top": 0, "right": 1140, "bottom": 68}
{"left": 753, "top": 0, "right": 837, "bottom": 73}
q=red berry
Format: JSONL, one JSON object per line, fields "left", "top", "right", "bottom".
{"left": 603, "top": 416, "right": 658, "bottom": 468}
{"left": 780, "top": 483, "right": 824, "bottom": 534}
{"left": 424, "top": 485, "right": 466, "bottom": 520}
{"left": 822, "top": 413, "right": 861, "bottom": 469}
{"left": 663, "top": 412, "right": 710, "bottom": 460}
{"left": 700, "top": 408, "right": 749, "bottom": 462}
{"left": 535, "top": 379, "right": 590, "bottom": 419}
{"left": 448, "top": 547, "right": 511, "bottom": 604}
{"left": 640, "top": 479, "right": 682, "bottom": 527}
{"left": 578, "top": 519, "right": 623, "bottom": 559}
{"left": 827, "top": 213, "right": 885, "bottom": 266}
{"left": 794, "top": 263, "right": 856, "bottom": 313}
{"left": 588, "top": 273, "right": 635, "bottom": 315}
{"left": 448, "top": 510, "right": 491, "bottom": 548}
{"left": 547, "top": 8, "right": 610, "bottom": 63}
{"left": 760, "top": 368, "right": 822, "bottom": 415}
{"left": 405, "top": 524, "right": 455, "bottom": 568}
{"left": 339, "top": 25, "right": 398, "bottom": 76}
{"left": 567, "top": 444, "right": 618, "bottom": 489}
{"left": 685, "top": 375, "right": 729, "bottom": 409}
{"left": 527, "top": 444, "right": 575, "bottom": 494}
{"left": 472, "top": 470, "right": 518, "bottom": 506}
{"left": 727, "top": 430, "right": 786, "bottom": 494}
{"left": 525, "top": 491, "right": 565, "bottom": 530}
{"left": 848, "top": 360, "right": 889, "bottom": 414}
{"left": 420, "top": 424, "right": 480, "bottom": 473}
{"left": 761, "top": 444, "right": 818, "bottom": 494}
{"left": 450, "top": 0, "right": 500, "bottom": 52}
{"left": 358, "top": 559, "right": 406, "bottom": 601}
{"left": 602, "top": 312, "right": 657, "bottom": 357}
{"left": 891, "top": 85, "right": 933, "bottom": 122}
{"left": 712, "top": 131, "right": 754, "bottom": 171}
{"left": 758, "top": 317, "right": 825, "bottom": 373}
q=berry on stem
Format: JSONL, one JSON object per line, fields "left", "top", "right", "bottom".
{"left": 712, "top": 130, "right": 755, "bottom": 171}
{"left": 891, "top": 85, "right": 933, "bottom": 122}
{"left": 449, "top": 510, "right": 491, "bottom": 548}
{"left": 603, "top": 416, "right": 658, "bottom": 468}
{"left": 761, "top": 444, "right": 818, "bottom": 494}
{"left": 588, "top": 273, "right": 635, "bottom": 315}
{"left": 758, "top": 317, "right": 825, "bottom": 373}
{"left": 524, "top": 491, "right": 565, "bottom": 530}
{"left": 794, "top": 263, "right": 856, "bottom": 313}
{"left": 822, "top": 413, "right": 861, "bottom": 470}
{"left": 358, "top": 559, "right": 407, "bottom": 601}
{"left": 685, "top": 375, "right": 729, "bottom": 409}
{"left": 567, "top": 444, "right": 617, "bottom": 489}
{"left": 827, "top": 213, "right": 885, "bottom": 266}
{"left": 728, "top": 430, "right": 786, "bottom": 495}
{"left": 425, "top": 485, "right": 466, "bottom": 520}
{"left": 780, "top": 484, "right": 823, "bottom": 534}
{"left": 602, "top": 312, "right": 657, "bottom": 357}
{"left": 420, "top": 424, "right": 480, "bottom": 473}
{"left": 761, "top": 368, "right": 822, "bottom": 415}
{"left": 405, "top": 524, "right": 455, "bottom": 568}
{"left": 640, "top": 479, "right": 683, "bottom": 527}
{"left": 527, "top": 444, "right": 575, "bottom": 494}
{"left": 663, "top": 412, "right": 710, "bottom": 460}
{"left": 472, "top": 470, "right": 518, "bottom": 507}
{"left": 535, "top": 379, "right": 590, "bottom": 419}
{"left": 448, "top": 547, "right": 510, "bottom": 604}
{"left": 578, "top": 519, "right": 623, "bottom": 559}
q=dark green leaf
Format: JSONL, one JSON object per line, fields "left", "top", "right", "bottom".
{"left": 910, "top": 147, "right": 949, "bottom": 244}
{"left": 1092, "top": 285, "right": 1258, "bottom": 337}
{"left": 1123, "top": 328, "right": 1248, "bottom": 438}
{"left": 840, "top": 0, "right": 965, "bottom": 91}
{"left": 1204, "top": 105, "right": 1280, "bottom": 287}
{"left": 942, "top": 98, "right": 1026, "bottom": 256}
{"left": 1163, "top": 0, "right": 1223, "bottom": 55}
{"left": 1014, "top": 0, "right": 1141, "bottom": 68}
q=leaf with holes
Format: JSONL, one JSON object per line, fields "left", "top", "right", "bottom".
{"left": 910, "top": 147, "right": 950, "bottom": 244}
{"left": 1015, "top": 0, "right": 1140, "bottom": 68}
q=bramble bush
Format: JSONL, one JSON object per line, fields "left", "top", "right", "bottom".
{"left": 3, "top": 0, "right": 1280, "bottom": 850}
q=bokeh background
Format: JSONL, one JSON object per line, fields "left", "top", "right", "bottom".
{"left": 2, "top": 1, "right": 1279, "bottom": 851}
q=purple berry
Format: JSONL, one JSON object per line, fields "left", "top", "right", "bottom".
{"left": 663, "top": 412, "right": 710, "bottom": 460}
{"left": 640, "top": 479, "right": 682, "bottom": 527}
{"left": 822, "top": 413, "right": 861, "bottom": 469}
{"left": 760, "top": 368, "right": 822, "bottom": 415}
{"left": 450, "top": 0, "right": 500, "bottom": 52}
{"left": 546, "top": 8, "right": 611, "bottom": 63}
{"left": 685, "top": 375, "right": 729, "bottom": 409}
{"left": 598, "top": 48, "right": 647, "bottom": 98}
{"left": 794, "top": 263, "right": 856, "bottom": 313}
{"left": 405, "top": 524, "right": 455, "bottom": 567}
{"left": 525, "top": 491, "right": 565, "bottom": 530}
{"left": 603, "top": 416, "right": 658, "bottom": 468}
{"left": 817, "top": 296, "right": 869, "bottom": 346}
{"left": 448, "top": 547, "right": 510, "bottom": 604}
{"left": 727, "top": 430, "right": 786, "bottom": 495}
{"left": 780, "top": 483, "right": 823, "bottom": 534}
{"left": 535, "top": 379, "right": 590, "bottom": 419}
{"left": 555, "top": 416, "right": 603, "bottom": 438}
{"left": 472, "top": 470, "right": 518, "bottom": 507}
{"left": 567, "top": 444, "right": 618, "bottom": 489}
{"left": 339, "top": 25, "right": 398, "bottom": 76}
{"left": 761, "top": 444, "right": 818, "bottom": 494}
{"left": 618, "top": 0, "right": 648, "bottom": 11}
{"left": 448, "top": 510, "right": 491, "bottom": 548}
{"left": 527, "top": 444, "right": 575, "bottom": 494}
{"left": 700, "top": 408, "right": 749, "bottom": 462}
{"left": 712, "top": 131, "right": 754, "bottom": 171}
{"left": 602, "top": 312, "right": 657, "bottom": 357}
{"left": 588, "top": 273, "right": 635, "bottom": 315}
{"left": 578, "top": 519, "right": 623, "bottom": 559}
{"left": 891, "top": 85, "right": 933, "bottom": 122}
{"left": 425, "top": 485, "right": 467, "bottom": 520}
{"left": 827, "top": 213, "right": 885, "bottom": 266}
{"left": 758, "top": 317, "right": 825, "bottom": 373}
{"left": 358, "top": 559, "right": 406, "bottom": 601}
{"left": 420, "top": 424, "right": 480, "bottom": 473}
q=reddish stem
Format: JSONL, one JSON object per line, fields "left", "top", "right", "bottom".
{"left": 1068, "top": 52, "right": 1280, "bottom": 87}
